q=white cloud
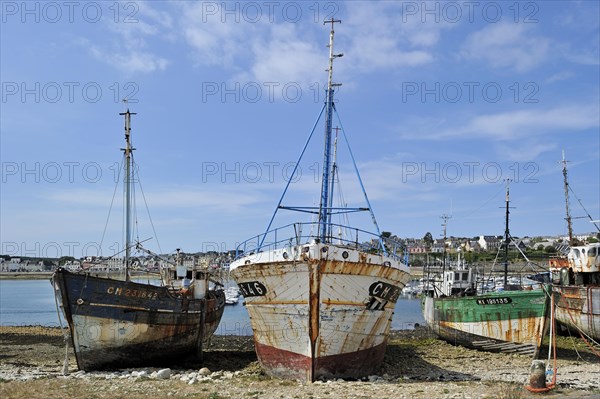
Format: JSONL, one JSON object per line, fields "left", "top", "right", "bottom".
{"left": 346, "top": 35, "right": 434, "bottom": 71}
{"left": 78, "top": 3, "right": 172, "bottom": 74}
{"left": 180, "top": 5, "right": 323, "bottom": 96}
{"left": 545, "top": 71, "right": 575, "bottom": 84}
{"left": 85, "top": 42, "right": 169, "bottom": 74}
{"left": 179, "top": 2, "right": 444, "bottom": 92}
{"left": 495, "top": 141, "right": 557, "bottom": 162}
{"left": 43, "top": 184, "right": 269, "bottom": 214}
{"left": 247, "top": 24, "right": 323, "bottom": 85}
{"left": 396, "top": 104, "right": 599, "bottom": 141}
{"left": 461, "top": 23, "right": 550, "bottom": 72}
{"left": 559, "top": 43, "right": 600, "bottom": 66}
{"left": 447, "top": 105, "right": 599, "bottom": 140}
{"left": 341, "top": 2, "right": 448, "bottom": 71}
{"left": 180, "top": 2, "right": 257, "bottom": 68}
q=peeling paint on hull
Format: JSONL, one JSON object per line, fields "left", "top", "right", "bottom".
{"left": 553, "top": 285, "right": 600, "bottom": 341}
{"left": 255, "top": 339, "right": 388, "bottom": 380}
{"left": 422, "top": 289, "right": 550, "bottom": 357}
{"left": 52, "top": 268, "right": 225, "bottom": 371}
{"left": 230, "top": 243, "right": 410, "bottom": 381}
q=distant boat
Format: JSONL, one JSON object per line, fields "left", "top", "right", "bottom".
{"left": 422, "top": 182, "right": 551, "bottom": 356}
{"left": 548, "top": 152, "right": 600, "bottom": 341}
{"left": 229, "top": 20, "right": 411, "bottom": 382}
{"left": 52, "top": 110, "right": 225, "bottom": 371}
{"left": 225, "top": 286, "right": 240, "bottom": 305}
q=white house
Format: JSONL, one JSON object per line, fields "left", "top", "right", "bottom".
{"left": 478, "top": 235, "right": 501, "bottom": 251}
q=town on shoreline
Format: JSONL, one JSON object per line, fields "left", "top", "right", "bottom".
{"left": 2, "top": 232, "right": 598, "bottom": 277}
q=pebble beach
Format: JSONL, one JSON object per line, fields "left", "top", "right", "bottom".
{"left": 0, "top": 326, "right": 598, "bottom": 399}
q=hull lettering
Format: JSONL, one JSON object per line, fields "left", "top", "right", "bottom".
{"left": 239, "top": 281, "right": 267, "bottom": 297}
{"left": 476, "top": 297, "right": 512, "bottom": 305}
{"left": 369, "top": 281, "right": 401, "bottom": 302}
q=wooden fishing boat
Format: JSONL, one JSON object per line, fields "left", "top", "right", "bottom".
{"left": 51, "top": 111, "right": 225, "bottom": 371}
{"left": 549, "top": 152, "right": 600, "bottom": 341}
{"left": 422, "top": 182, "right": 551, "bottom": 356}
{"left": 229, "top": 21, "right": 411, "bottom": 381}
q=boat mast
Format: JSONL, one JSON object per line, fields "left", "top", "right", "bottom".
{"left": 318, "top": 18, "right": 342, "bottom": 242}
{"left": 561, "top": 151, "right": 574, "bottom": 246}
{"left": 441, "top": 214, "right": 451, "bottom": 276}
{"left": 503, "top": 179, "right": 511, "bottom": 288}
{"left": 327, "top": 126, "right": 341, "bottom": 238}
{"left": 120, "top": 109, "right": 136, "bottom": 281}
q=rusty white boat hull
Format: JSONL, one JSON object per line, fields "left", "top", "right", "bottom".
{"left": 553, "top": 285, "right": 600, "bottom": 341}
{"left": 230, "top": 242, "right": 410, "bottom": 381}
{"left": 422, "top": 289, "right": 551, "bottom": 356}
{"left": 549, "top": 244, "right": 600, "bottom": 341}
{"left": 52, "top": 268, "right": 225, "bottom": 371}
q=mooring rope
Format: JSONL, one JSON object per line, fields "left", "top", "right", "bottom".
{"left": 564, "top": 293, "right": 600, "bottom": 357}
{"left": 525, "top": 291, "right": 557, "bottom": 393}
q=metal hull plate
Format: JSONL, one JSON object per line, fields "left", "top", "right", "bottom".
{"left": 553, "top": 285, "right": 600, "bottom": 341}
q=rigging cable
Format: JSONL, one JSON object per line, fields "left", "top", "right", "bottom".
{"left": 568, "top": 185, "right": 600, "bottom": 232}
{"left": 455, "top": 181, "right": 506, "bottom": 221}
{"left": 100, "top": 155, "right": 124, "bottom": 253}
{"left": 259, "top": 103, "right": 326, "bottom": 249}
{"left": 135, "top": 163, "right": 163, "bottom": 255}
{"left": 333, "top": 105, "right": 385, "bottom": 254}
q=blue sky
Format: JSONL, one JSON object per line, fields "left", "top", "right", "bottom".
{"left": 1, "top": 1, "right": 599, "bottom": 259}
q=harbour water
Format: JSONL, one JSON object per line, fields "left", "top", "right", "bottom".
{"left": 0, "top": 279, "right": 425, "bottom": 334}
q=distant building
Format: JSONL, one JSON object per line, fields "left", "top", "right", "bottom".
{"left": 463, "top": 240, "right": 481, "bottom": 252}
{"left": 430, "top": 241, "right": 445, "bottom": 253}
{"left": 531, "top": 240, "right": 555, "bottom": 250}
{"left": 408, "top": 246, "right": 427, "bottom": 254}
{"left": 507, "top": 239, "right": 527, "bottom": 251}
{"left": 478, "top": 235, "right": 501, "bottom": 251}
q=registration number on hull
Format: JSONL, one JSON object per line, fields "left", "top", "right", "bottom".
{"left": 239, "top": 281, "right": 267, "bottom": 297}
{"left": 476, "top": 297, "right": 512, "bottom": 305}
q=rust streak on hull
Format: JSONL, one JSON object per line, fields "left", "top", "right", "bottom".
{"left": 52, "top": 268, "right": 225, "bottom": 371}
{"left": 230, "top": 242, "right": 410, "bottom": 382}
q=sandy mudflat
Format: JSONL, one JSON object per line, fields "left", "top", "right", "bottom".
{"left": 0, "top": 326, "right": 598, "bottom": 399}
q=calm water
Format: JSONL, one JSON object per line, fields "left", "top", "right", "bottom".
{"left": 0, "top": 279, "right": 424, "bottom": 335}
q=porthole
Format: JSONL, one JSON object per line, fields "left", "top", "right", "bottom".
{"left": 342, "top": 251, "right": 349, "bottom": 259}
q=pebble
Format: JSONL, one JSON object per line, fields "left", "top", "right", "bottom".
{"left": 156, "top": 368, "right": 171, "bottom": 380}
{"left": 1, "top": 327, "right": 598, "bottom": 398}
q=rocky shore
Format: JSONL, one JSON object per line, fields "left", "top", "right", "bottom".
{"left": 0, "top": 326, "right": 598, "bottom": 399}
